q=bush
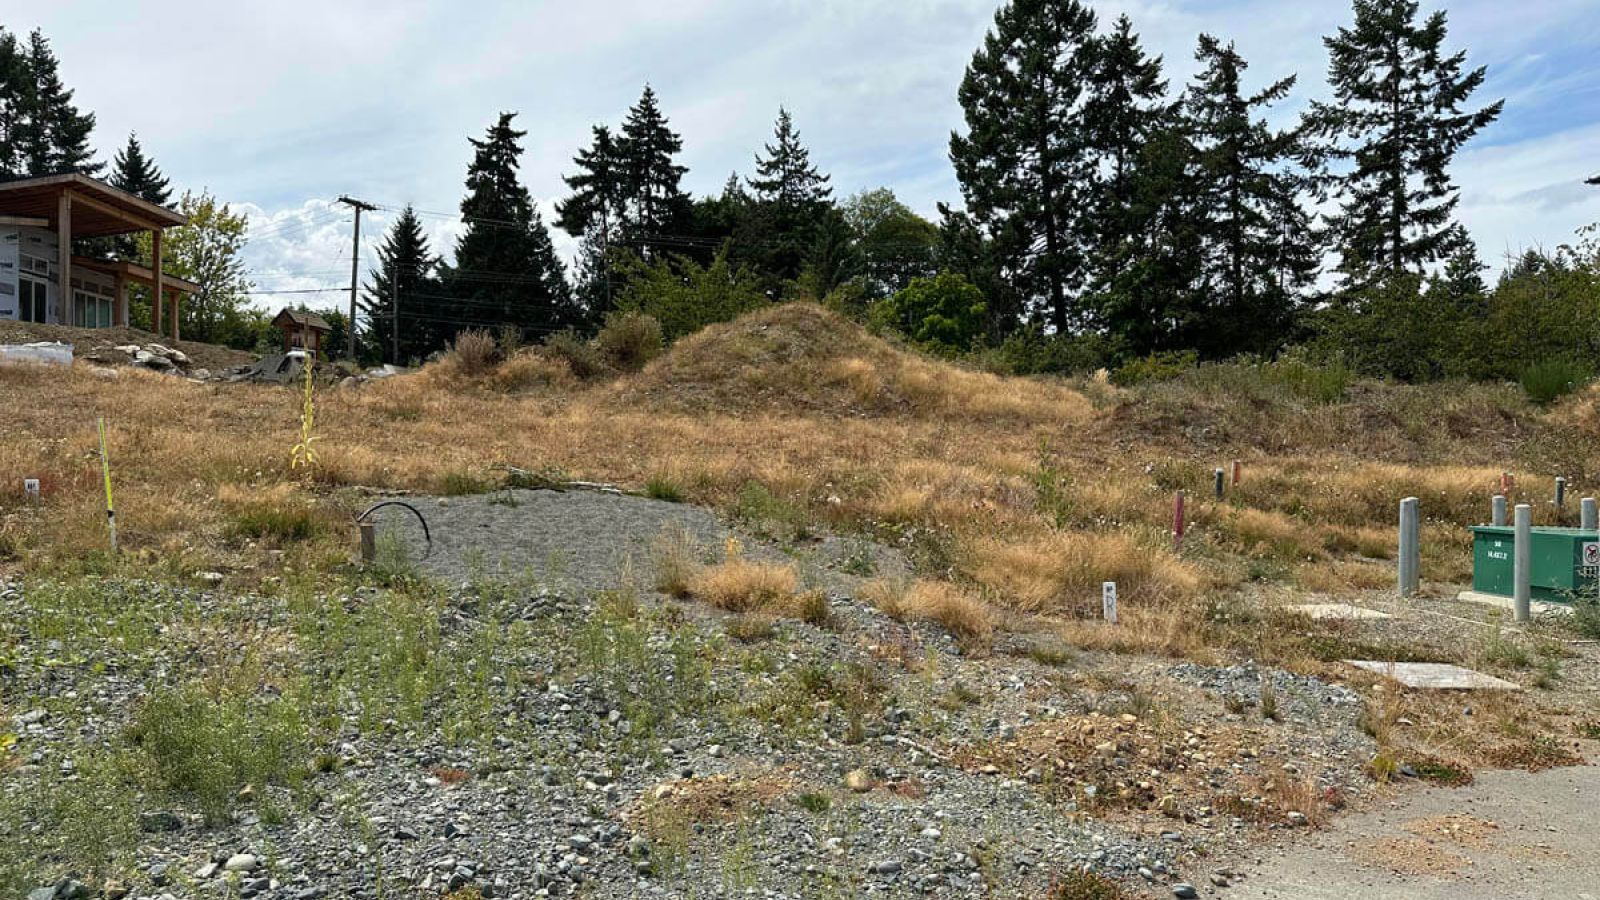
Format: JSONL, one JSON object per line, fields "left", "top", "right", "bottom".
{"left": 1262, "top": 355, "right": 1352, "bottom": 404}
{"left": 872, "top": 271, "right": 987, "bottom": 353}
{"left": 1520, "top": 359, "right": 1589, "bottom": 405}
{"left": 1111, "top": 350, "right": 1198, "bottom": 386}
{"left": 616, "top": 245, "right": 767, "bottom": 341}
{"left": 977, "top": 326, "right": 1113, "bottom": 376}
{"left": 541, "top": 330, "right": 612, "bottom": 380}
{"left": 597, "top": 311, "right": 664, "bottom": 370}
{"left": 448, "top": 328, "right": 500, "bottom": 376}
{"left": 127, "top": 684, "right": 309, "bottom": 823}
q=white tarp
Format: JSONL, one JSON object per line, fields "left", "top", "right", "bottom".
{"left": 0, "top": 341, "right": 73, "bottom": 367}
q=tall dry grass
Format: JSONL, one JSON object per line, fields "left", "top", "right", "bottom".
{"left": 1, "top": 303, "right": 1589, "bottom": 652}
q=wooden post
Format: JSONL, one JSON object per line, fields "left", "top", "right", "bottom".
{"left": 57, "top": 191, "right": 72, "bottom": 325}
{"left": 113, "top": 272, "right": 128, "bottom": 328}
{"left": 1398, "top": 497, "right": 1420, "bottom": 598}
{"left": 169, "top": 288, "right": 180, "bottom": 342}
{"left": 359, "top": 522, "right": 376, "bottom": 563}
{"left": 1555, "top": 477, "right": 1567, "bottom": 510}
{"left": 1102, "top": 581, "right": 1118, "bottom": 625}
{"left": 1501, "top": 472, "right": 1515, "bottom": 496}
{"left": 1231, "top": 459, "right": 1241, "bottom": 487}
{"left": 1173, "top": 490, "right": 1186, "bottom": 549}
{"left": 151, "top": 228, "right": 163, "bottom": 335}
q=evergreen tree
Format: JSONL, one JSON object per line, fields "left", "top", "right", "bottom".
{"left": 1179, "top": 35, "right": 1317, "bottom": 355}
{"left": 0, "top": 28, "right": 25, "bottom": 178}
{"left": 558, "top": 124, "right": 627, "bottom": 316}
{"left": 15, "top": 30, "right": 99, "bottom": 176}
{"left": 363, "top": 206, "right": 442, "bottom": 364}
{"left": 618, "top": 85, "right": 690, "bottom": 244}
{"left": 1309, "top": 0, "right": 1502, "bottom": 285}
{"left": 1082, "top": 15, "right": 1170, "bottom": 305}
{"left": 109, "top": 132, "right": 171, "bottom": 204}
{"left": 950, "top": 0, "right": 1099, "bottom": 332}
{"left": 449, "top": 112, "right": 576, "bottom": 342}
{"left": 748, "top": 107, "right": 832, "bottom": 213}
{"left": 743, "top": 107, "right": 835, "bottom": 287}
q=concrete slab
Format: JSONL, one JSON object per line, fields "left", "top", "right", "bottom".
{"left": 1455, "top": 590, "right": 1571, "bottom": 618}
{"left": 1343, "top": 660, "right": 1522, "bottom": 691}
{"left": 1290, "top": 603, "right": 1392, "bottom": 621}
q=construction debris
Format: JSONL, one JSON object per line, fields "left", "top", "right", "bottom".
{"left": 1344, "top": 661, "right": 1522, "bottom": 690}
{"left": 0, "top": 341, "right": 74, "bottom": 367}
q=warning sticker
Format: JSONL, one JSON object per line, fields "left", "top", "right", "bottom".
{"left": 1584, "top": 542, "right": 1600, "bottom": 567}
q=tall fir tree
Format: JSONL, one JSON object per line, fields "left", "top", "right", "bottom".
{"left": 14, "top": 30, "right": 99, "bottom": 176}
{"left": 557, "top": 124, "right": 627, "bottom": 316}
{"left": 748, "top": 107, "right": 832, "bottom": 213}
{"left": 108, "top": 132, "right": 171, "bottom": 204}
{"left": 363, "top": 206, "right": 442, "bottom": 363}
{"left": 449, "top": 112, "right": 576, "bottom": 341}
{"left": 1308, "top": 0, "right": 1502, "bottom": 286}
{"left": 1179, "top": 35, "right": 1317, "bottom": 355}
{"left": 950, "top": 0, "right": 1099, "bottom": 332}
{"left": 618, "top": 85, "right": 690, "bottom": 244}
{"left": 0, "top": 28, "right": 25, "bottom": 178}
{"left": 1082, "top": 14, "right": 1170, "bottom": 307}
{"left": 739, "top": 107, "right": 835, "bottom": 288}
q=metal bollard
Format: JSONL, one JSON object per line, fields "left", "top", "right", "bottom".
{"left": 1556, "top": 477, "right": 1567, "bottom": 509}
{"left": 1583, "top": 497, "right": 1597, "bottom": 531}
{"left": 1492, "top": 494, "right": 1507, "bottom": 527}
{"left": 1513, "top": 504, "right": 1532, "bottom": 623}
{"left": 1214, "top": 468, "right": 1225, "bottom": 500}
{"left": 1398, "top": 497, "right": 1420, "bottom": 598}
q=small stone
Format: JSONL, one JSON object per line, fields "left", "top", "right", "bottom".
{"left": 139, "top": 810, "right": 183, "bottom": 832}
{"left": 224, "top": 853, "right": 259, "bottom": 872}
{"left": 103, "top": 880, "right": 129, "bottom": 900}
{"left": 1286, "top": 811, "right": 1309, "bottom": 827}
{"left": 1210, "top": 873, "right": 1230, "bottom": 888}
{"left": 1173, "top": 885, "right": 1199, "bottom": 899}
{"left": 870, "top": 860, "right": 903, "bottom": 875}
{"left": 193, "top": 863, "right": 218, "bottom": 879}
{"left": 845, "top": 769, "right": 873, "bottom": 792}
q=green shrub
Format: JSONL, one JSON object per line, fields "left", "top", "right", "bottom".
{"left": 976, "top": 326, "right": 1112, "bottom": 376}
{"left": 597, "top": 311, "right": 664, "bottom": 370}
{"left": 1520, "top": 359, "right": 1589, "bottom": 405}
{"left": 127, "top": 684, "right": 310, "bottom": 823}
{"left": 229, "top": 504, "right": 322, "bottom": 542}
{"left": 1264, "top": 356, "right": 1351, "bottom": 404}
{"left": 616, "top": 245, "right": 767, "bottom": 341}
{"left": 542, "top": 330, "right": 613, "bottom": 380}
{"left": 872, "top": 271, "right": 987, "bottom": 353}
{"left": 1111, "top": 350, "right": 1198, "bottom": 386}
{"left": 441, "top": 471, "right": 494, "bottom": 496}
{"left": 645, "top": 475, "right": 684, "bottom": 503}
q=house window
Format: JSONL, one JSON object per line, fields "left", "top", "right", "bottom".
{"left": 74, "top": 291, "right": 113, "bottom": 328}
{"left": 19, "top": 276, "right": 47, "bottom": 323}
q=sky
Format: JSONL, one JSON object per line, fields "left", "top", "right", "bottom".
{"left": 17, "top": 0, "right": 1600, "bottom": 307}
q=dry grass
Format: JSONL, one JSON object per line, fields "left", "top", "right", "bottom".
{"left": 861, "top": 578, "right": 993, "bottom": 644}
{"left": 686, "top": 543, "right": 800, "bottom": 613}
{"left": 3, "top": 302, "right": 1592, "bottom": 664}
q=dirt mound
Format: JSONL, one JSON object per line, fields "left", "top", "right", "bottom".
{"left": 0, "top": 320, "right": 255, "bottom": 372}
{"left": 605, "top": 302, "right": 1092, "bottom": 425}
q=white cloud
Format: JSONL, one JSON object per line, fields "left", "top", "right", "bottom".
{"left": 20, "top": 0, "right": 1598, "bottom": 294}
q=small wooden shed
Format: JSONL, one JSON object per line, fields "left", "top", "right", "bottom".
{"left": 272, "top": 308, "right": 331, "bottom": 356}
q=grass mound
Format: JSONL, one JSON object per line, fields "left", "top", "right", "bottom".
{"left": 606, "top": 303, "right": 1092, "bottom": 425}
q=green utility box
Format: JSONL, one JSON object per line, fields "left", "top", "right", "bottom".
{"left": 1470, "top": 525, "right": 1600, "bottom": 602}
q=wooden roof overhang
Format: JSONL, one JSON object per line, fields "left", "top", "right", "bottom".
{"left": 0, "top": 173, "right": 187, "bottom": 237}
{"left": 72, "top": 256, "right": 201, "bottom": 295}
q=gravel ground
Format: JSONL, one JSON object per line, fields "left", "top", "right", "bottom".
{"left": 5, "top": 495, "right": 1596, "bottom": 900}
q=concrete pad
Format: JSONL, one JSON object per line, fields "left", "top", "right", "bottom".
{"left": 1290, "top": 603, "right": 1392, "bottom": 621}
{"left": 1455, "top": 590, "right": 1571, "bottom": 618}
{"left": 1343, "top": 660, "right": 1522, "bottom": 691}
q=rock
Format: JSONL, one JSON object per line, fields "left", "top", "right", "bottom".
{"left": 193, "top": 863, "right": 218, "bottom": 879}
{"left": 224, "top": 853, "right": 259, "bottom": 872}
{"left": 237, "top": 783, "right": 256, "bottom": 802}
{"left": 27, "top": 888, "right": 54, "bottom": 900}
{"left": 845, "top": 769, "right": 873, "bottom": 792}
{"left": 869, "top": 860, "right": 903, "bottom": 875}
{"left": 139, "top": 810, "right": 183, "bottom": 832}
{"left": 1286, "top": 811, "right": 1309, "bottom": 827}
{"left": 1209, "top": 872, "right": 1230, "bottom": 888}
{"left": 1173, "top": 885, "right": 1199, "bottom": 899}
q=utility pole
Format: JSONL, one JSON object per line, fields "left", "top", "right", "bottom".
{"left": 337, "top": 195, "right": 378, "bottom": 360}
